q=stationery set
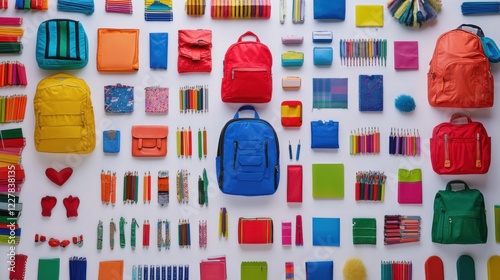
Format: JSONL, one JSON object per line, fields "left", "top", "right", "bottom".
{"left": 210, "top": 0, "right": 271, "bottom": 19}
{"left": 0, "top": 21, "right": 23, "bottom": 54}
{"left": 355, "top": 171, "right": 386, "bottom": 201}
{"left": 381, "top": 261, "right": 413, "bottom": 280}
{"left": 0, "top": 95, "right": 27, "bottom": 123}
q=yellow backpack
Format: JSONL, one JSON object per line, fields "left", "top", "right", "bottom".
{"left": 34, "top": 73, "right": 96, "bottom": 153}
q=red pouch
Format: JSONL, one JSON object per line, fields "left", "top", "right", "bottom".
{"left": 287, "top": 165, "right": 303, "bottom": 202}
{"left": 281, "top": 101, "right": 302, "bottom": 127}
{"left": 177, "top": 29, "right": 212, "bottom": 73}
{"left": 238, "top": 217, "right": 273, "bottom": 244}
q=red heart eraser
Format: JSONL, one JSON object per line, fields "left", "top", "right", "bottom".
{"left": 45, "top": 167, "right": 73, "bottom": 186}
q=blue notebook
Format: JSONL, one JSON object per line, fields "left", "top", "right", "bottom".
{"left": 313, "top": 0, "right": 345, "bottom": 20}
{"left": 306, "top": 260, "right": 334, "bottom": 280}
{"left": 359, "top": 75, "right": 383, "bottom": 111}
{"left": 312, "top": 217, "right": 340, "bottom": 246}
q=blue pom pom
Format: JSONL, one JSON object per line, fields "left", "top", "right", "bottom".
{"left": 395, "top": 95, "right": 416, "bottom": 113}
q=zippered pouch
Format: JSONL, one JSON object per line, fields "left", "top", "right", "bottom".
{"left": 311, "top": 120, "right": 339, "bottom": 149}
{"left": 150, "top": 32, "right": 168, "bottom": 69}
{"left": 104, "top": 84, "right": 134, "bottom": 113}
{"left": 281, "top": 51, "right": 304, "bottom": 67}
{"left": 238, "top": 217, "right": 273, "bottom": 244}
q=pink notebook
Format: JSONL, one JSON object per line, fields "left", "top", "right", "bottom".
{"left": 200, "top": 256, "right": 226, "bottom": 280}
{"left": 398, "top": 182, "right": 422, "bottom": 204}
{"left": 282, "top": 221, "right": 292, "bottom": 246}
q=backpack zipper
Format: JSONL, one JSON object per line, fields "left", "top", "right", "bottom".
{"left": 449, "top": 217, "right": 452, "bottom": 236}
{"left": 265, "top": 141, "right": 268, "bottom": 168}
{"left": 444, "top": 134, "right": 450, "bottom": 167}
{"left": 476, "top": 133, "right": 481, "bottom": 168}
{"left": 232, "top": 67, "right": 267, "bottom": 79}
{"left": 233, "top": 141, "right": 238, "bottom": 169}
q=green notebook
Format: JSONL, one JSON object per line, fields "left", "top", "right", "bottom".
{"left": 352, "top": 218, "right": 376, "bottom": 245}
{"left": 495, "top": 205, "right": 500, "bottom": 243}
{"left": 312, "top": 163, "right": 344, "bottom": 198}
{"left": 241, "top": 261, "right": 267, "bottom": 280}
{"left": 38, "top": 258, "right": 60, "bottom": 280}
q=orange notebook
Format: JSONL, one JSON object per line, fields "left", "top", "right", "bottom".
{"left": 97, "top": 29, "right": 139, "bottom": 72}
{"left": 98, "top": 260, "right": 124, "bottom": 280}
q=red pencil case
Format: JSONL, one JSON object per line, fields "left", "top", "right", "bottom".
{"left": 238, "top": 217, "right": 273, "bottom": 244}
{"left": 287, "top": 165, "right": 303, "bottom": 203}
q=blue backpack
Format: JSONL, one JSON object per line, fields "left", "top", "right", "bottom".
{"left": 36, "top": 19, "right": 89, "bottom": 70}
{"left": 216, "top": 106, "right": 280, "bottom": 196}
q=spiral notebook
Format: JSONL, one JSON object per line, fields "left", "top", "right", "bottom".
{"left": 241, "top": 261, "right": 267, "bottom": 280}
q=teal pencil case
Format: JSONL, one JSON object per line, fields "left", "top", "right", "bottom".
{"left": 313, "top": 47, "right": 333, "bottom": 65}
{"left": 282, "top": 51, "right": 304, "bottom": 67}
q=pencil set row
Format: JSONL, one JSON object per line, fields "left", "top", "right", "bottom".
{"left": 100, "top": 170, "right": 117, "bottom": 205}
{"left": 178, "top": 219, "right": 191, "bottom": 247}
{"left": 0, "top": 62, "right": 27, "bottom": 86}
{"left": 105, "top": 0, "right": 132, "bottom": 14}
{"left": 0, "top": 128, "right": 25, "bottom": 166}
{"left": 179, "top": 86, "right": 209, "bottom": 113}
{"left": 0, "top": 95, "right": 27, "bottom": 123}
{"left": 0, "top": 164, "right": 24, "bottom": 191}
{"left": 157, "top": 219, "right": 171, "bottom": 250}
{"left": 185, "top": 0, "right": 206, "bottom": 16}
{"left": 132, "top": 265, "right": 190, "bottom": 280}
{"left": 176, "top": 169, "right": 189, "bottom": 203}
{"left": 292, "top": 0, "right": 305, "bottom": 23}
{"left": 384, "top": 215, "right": 421, "bottom": 245}
{"left": 355, "top": 171, "right": 386, "bottom": 202}
{"left": 14, "top": 0, "right": 48, "bottom": 10}
{"left": 0, "top": 27, "right": 23, "bottom": 54}
{"left": 176, "top": 127, "right": 208, "bottom": 158}
{"left": 0, "top": 17, "right": 22, "bottom": 26}
{"left": 339, "top": 39, "right": 388, "bottom": 67}
{"left": 123, "top": 171, "right": 141, "bottom": 204}
{"left": 210, "top": 0, "right": 271, "bottom": 19}
{"left": 350, "top": 127, "right": 380, "bottom": 155}
{"left": 389, "top": 128, "right": 421, "bottom": 156}
{"left": 218, "top": 207, "right": 228, "bottom": 238}
{"left": 381, "top": 261, "right": 412, "bottom": 280}
{"left": 101, "top": 171, "right": 155, "bottom": 205}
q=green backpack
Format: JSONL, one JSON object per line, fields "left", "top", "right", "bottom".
{"left": 432, "top": 180, "right": 487, "bottom": 244}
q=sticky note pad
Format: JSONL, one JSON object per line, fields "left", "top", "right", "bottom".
{"left": 312, "top": 163, "right": 344, "bottom": 198}
{"left": 312, "top": 217, "right": 340, "bottom": 246}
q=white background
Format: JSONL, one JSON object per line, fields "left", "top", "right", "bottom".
{"left": 1, "top": 0, "right": 500, "bottom": 279}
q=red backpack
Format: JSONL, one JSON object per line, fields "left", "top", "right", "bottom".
{"left": 430, "top": 114, "right": 491, "bottom": 175}
{"left": 221, "top": 31, "right": 273, "bottom": 103}
{"left": 427, "top": 24, "right": 494, "bottom": 108}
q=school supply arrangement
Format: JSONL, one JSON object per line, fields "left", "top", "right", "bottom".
{"left": 178, "top": 219, "right": 191, "bottom": 247}
{"left": 430, "top": 114, "right": 490, "bottom": 174}
{"left": 432, "top": 180, "right": 487, "bottom": 244}
{"left": 221, "top": 31, "right": 273, "bottom": 103}
{"left": 0, "top": 62, "right": 27, "bottom": 87}
{"left": 145, "top": 0, "right": 173, "bottom": 21}
{"left": 216, "top": 106, "right": 279, "bottom": 196}
{"left": 387, "top": 0, "right": 441, "bottom": 27}
{"left": 381, "top": 261, "right": 412, "bottom": 280}
{"left": 179, "top": 86, "right": 208, "bottom": 113}
{"left": 292, "top": 0, "right": 304, "bottom": 23}
{"left": 145, "top": 86, "right": 169, "bottom": 113}
{"left": 389, "top": 128, "right": 420, "bottom": 156}
{"left": 100, "top": 170, "right": 117, "bottom": 205}
{"left": 313, "top": 47, "right": 333, "bottom": 65}
{"left": 350, "top": 128, "right": 380, "bottom": 154}
{"left": 57, "top": 0, "right": 94, "bottom": 14}
{"left": 176, "top": 169, "right": 189, "bottom": 203}
{"left": 339, "top": 39, "right": 387, "bottom": 67}
{"left": 384, "top": 215, "right": 421, "bottom": 245}
{"left": 104, "top": 84, "right": 134, "bottom": 113}
{"left": 96, "top": 28, "right": 139, "bottom": 72}
{"left": 359, "top": 75, "right": 383, "bottom": 111}
{"left": 176, "top": 127, "right": 194, "bottom": 157}
{"left": 428, "top": 24, "right": 494, "bottom": 108}
{"left": 178, "top": 29, "right": 212, "bottom": 73}
{"left": 157, "top": 170, "right": 168, "bottom": 205}
{"left": 198, "top": 169, "right": 208, "bottom": 205}
{"left": 238, "top": 217, "right": 273, "bottom": 244}
{"left": 69, "top": 257, "right": 87, "bottom": 280}
{"left": 0, "top": 95, "right": 27, "bottom": 123}
{"left": 34, "top": 74, "right": 96, "bottom": 154}
{"left": 149, "top": 33, "right": 168, "bottom": 69}
{"left": 131, "top": 125, "right": 168, "bottom": 157}
{"left": 36, "top": 19, "right": 89, "bottom": 70}
{"left": 185, "top": 0, "right": 205, "bottom": 16}
{"left": 210, "top": 0, "right": 271, "bottom": 19}
{"left": 105, "top": 0, "right": 132, "bottom": 13}
{"left": 355, "top": 171, "right": 386, "bottom": 201}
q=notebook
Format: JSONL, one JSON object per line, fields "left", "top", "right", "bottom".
{"left": 37, "top": 258, "right": 60, "bottom": 280}
{"left": 98, "top": 260, "right": 123, "bottom": 280}
{"left": 312, "top": 164, "right": 344, "bottom": 198}
{"left": 312, "top": 217, "right": 340, "bottom": 246}
{"left": 305, "top": 260, "right": 333, "bottom": 280}
{"left": 355, "top": 5, "right": 384, "bottom": 27}
{"left": 145, "top": 86, "right": 169, "bottom": 113}
{"left": 200, "top": 256, "right": 226, "bottom": 280}
{"left": 241, "top": 261, "right": 267, "bottom": 280}
{"left": 352, "top": 218, "right": 376, "bottom": 245}
{"left": 394, "top": 41, "right": 419, "bottom": 70}
{"left": 359, "top": 75, "right": 383, "bottom": 111}
{"left": 397, "top": 168, "right": 422, "bottom": 204}
{"left": 312, "top": 78, "right": 348, "bottom": 109}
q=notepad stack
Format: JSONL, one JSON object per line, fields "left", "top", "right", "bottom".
{"left": 384, "top": 215, "right": 421, "bottom": 245}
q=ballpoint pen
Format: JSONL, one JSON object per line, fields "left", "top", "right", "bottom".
{"left": 280, "top": 0, "right": 286, "bottom": 24}
{"left": 296, "top": 140, "right": 301, "bottom": 161}
{"left": 110, "top": 219, "right": 116, "bottom": 250}
{"left": 288, "top": 141, "right": 292, "bottom": 160}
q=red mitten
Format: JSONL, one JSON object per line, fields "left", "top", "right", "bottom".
{"left": 40, "top": 196, "right": 57, "bottom": 217}
{"left": 63, "top": 195, "right": 80, "bottom": 218}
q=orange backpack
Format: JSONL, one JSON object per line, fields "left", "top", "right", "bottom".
{"left": 428, "top": 24, "right": 494, "bottom": 108}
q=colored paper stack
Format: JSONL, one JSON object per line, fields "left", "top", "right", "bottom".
{"left": 106, "top": 0, "right": 132, "bottom": 13}
{"left": 211, "top": 0, "right": 271, "bottom": 19}
{"left": 15, "top": 0, "right": 48, "bottom": 10}
{"left": 145, "top": 0, "right": 173, "bottom": 21}
{"left": 0, "top": 95, "right": 27, "bottom": 123}
{"left": 384, "top": 215, "right": 421, "bottom": 245}
{"left": 0, "top": 19, "right": 24, "bottom": 54}
{"left": 355, "top": 171, "right": 386, "bottom": 201}
{"left": 0, "top": 128, "right": 25, "bottom": 166}
{"left": 0, "top": 165, "right": 25, "bottom": 244}
{"left": 57, "top": 0, "right": 95, "bottom": 14}
{"left": 381, "top": 261, "right": 412, "bottom": 280}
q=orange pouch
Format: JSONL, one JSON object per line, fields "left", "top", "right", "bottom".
{"left": 97, "top": 28, "right": 139, "bottom": 72}
{"left": 238, "top": 217, "right": 273, "bottom": 244}
{"left": 131, "top": 125, "right": 168, "bottom": 157}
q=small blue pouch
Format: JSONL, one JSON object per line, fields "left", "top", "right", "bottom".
{"left": 282, "top": 51, "right": 304, "bottom": 67}
{"left": 311, "top": 120, "right": 339, "bottom": 149}
{"left": 104, "top": 84, "right": 134, "bottom": 113}
{"left": 313, "top": 47, "right": 333, "bottom": 66}
{"left": 103, "top": 130, "right": 120, "bottom": 153}
{"left": 314, "top": 0, "right": 346, "bottom": 21}
{"left": 149, "top": 32, "right": 168, "bottom": 69}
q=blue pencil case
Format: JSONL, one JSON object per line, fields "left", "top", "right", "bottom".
{"left": 313, "top": 47, "right": 333, "bottom": 65}
{"left": 282, "top": 51, "right": 304, "bottom": 67}
{"left": 103, "top": 130, "right": 120, "bottom": 153}
{"left": 149, "top": 32, "right": 168, "bottom": 69}
{"left": 311, "top": 120, "right": 339, "bottom": 149}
